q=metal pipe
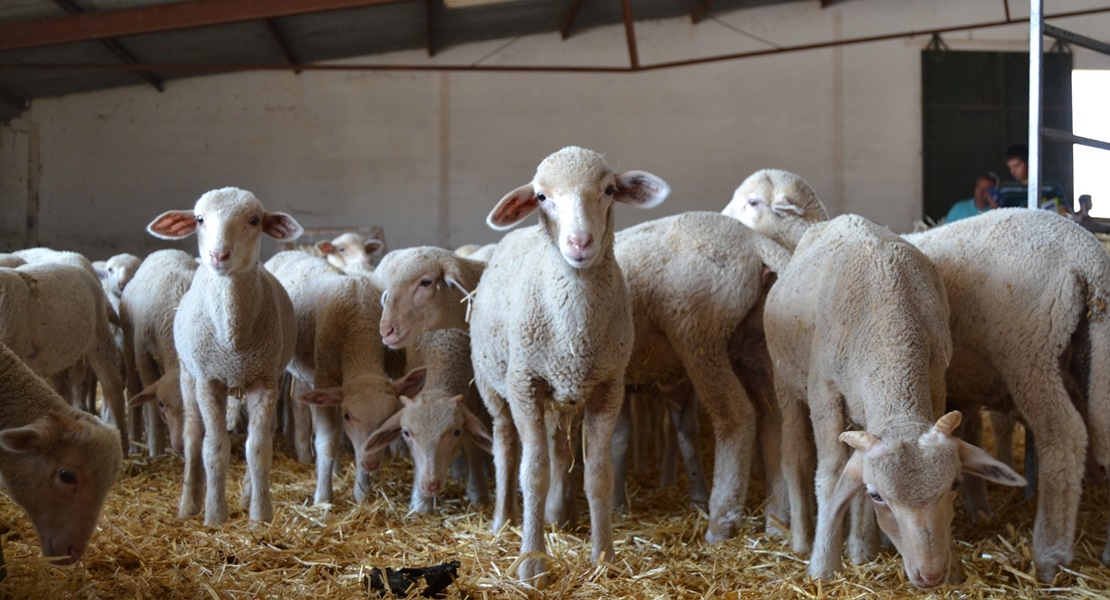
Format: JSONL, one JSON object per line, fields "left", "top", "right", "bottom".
{"left": 1028, "top": 0, "right": 1042, "bottom": 210}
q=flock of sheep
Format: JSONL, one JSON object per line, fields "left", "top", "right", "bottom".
{"left": 1, "top": 145, "right": 1109, "bottom": 591}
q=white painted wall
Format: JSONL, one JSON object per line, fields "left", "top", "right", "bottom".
{"left": 2, "top": 0, "right": 1109, "bottom": 258}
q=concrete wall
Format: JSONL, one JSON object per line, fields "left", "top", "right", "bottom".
{"left": 2, "top": 0, "right": 1109, "bottom": 259}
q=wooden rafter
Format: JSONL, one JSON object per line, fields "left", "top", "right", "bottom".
{"left": 561, "top": 0, "right": 585, "bottom": 39}
{"left": 620, "top": 0, "right": 639, "bottom": 69}
{"left": 691, "top": 0, "right": 716, "bottom": 24}
{"left": 0, "top": 0, "right": 412, "bottom": 52}
{"left": 264, "top": 19, "right": 300, "bottom": 72}
{"left": 48, "top": 0, "right": 164, "bottom": 91}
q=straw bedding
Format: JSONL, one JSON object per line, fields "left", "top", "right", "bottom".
{"left": 1, "top": 417, "right": 1108, "bottom": 599}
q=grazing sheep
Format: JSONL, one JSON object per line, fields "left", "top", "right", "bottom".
{"left": 119, "top": 249, "right": 199, "bottom": 457}
{"left": 905, "top": 208, "right": 1110, "bottom": 581}
{"left": 0, "top": 340, "right": 122, "bottom": 564}
{"left": 727, "top": 169, "right": 1024, "bottom": 588}
{"left": 147, "top": 187, "right": 302, "bottom": 525}
{"left": 613, "top": 211, "right": 791, "bottom": 541}
{"left": 469, "top": 146, "right": 668, "bottom": 582}
{"left": 264, "top": 250, "right": 425, "bottom": 504}
{"left": 364, "top": 328, "right": 492, "bottom": 514}
{"left": 316, "top": 232, "right": 383, "bottom": 273}
{"left": 0, "top": 260, "right": 129, "bottom": 452}
{"left": 375, "top": 246, "right": 486, "bottom": 349}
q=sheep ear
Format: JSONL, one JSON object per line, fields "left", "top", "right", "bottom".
{"left": 957, "top": 439, "right": 1026, "bottom": 487}
{"left": 826, "top": 450, "right": 865, "bottom": 526}
{"left": 128, "top": 381, "right": 160, "bottom": 408}
{"left": 364, "top": 239, "right": 384, "bottom": 255}
{"left": 462, "top": 403, "right": 493, "bottom": 454}
{"left": 840, "top": 430, "right": 881, "bottom": 452}
{"left": 147, "top": 210, "right": 198, "bottom": 239}
{"left": 316, "top": 241, "right": 337, "bottom": 255}
{"left": 613, "top": 171, "right": 670, "bottom": 209}
{"left": 770, "top": 197, "right": 805, "bottom": 218}
{"left": 0, "top": 412, "right": 74, "bottom": 453}
{"left": 443, "top": 261, "right": 473, "bottom": 295}
{"left": 297, "top": 387, "right": 344, "bottom": 406}
{"left": 363, "top": 410, "right": 404, "bottom": 456}
{"left": 391, "top": 367, "right": 427, "bottom": 398}
{"left": 93, "top": 263, "right": 110, "bottom": 282}
{"left": 263, "top": 212, "right": 304, "bottom": 242}
{"left": 487, "top": 184, "right": 540, "bottom": 231}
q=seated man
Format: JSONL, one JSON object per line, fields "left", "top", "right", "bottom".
{"left": 945, "top": 171, "right": 1000, "bottom": 223}
{"left": 997, "top": 143, "right": 1069, "bottom": 213}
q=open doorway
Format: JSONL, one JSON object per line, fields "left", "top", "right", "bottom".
{"left": 1073, "top": 69, "right": 1110, "bottom": 217}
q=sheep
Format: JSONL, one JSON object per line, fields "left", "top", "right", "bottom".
{"left": 612, "top": 211, "right": 792, "bottom": 541}
{"left": 316, "top": 232, "right": 383, "bottom": 273}
{"left": 146, "top": 187, "right": 303, "bottom": 525}
{"left": 364, "top": 328, "right": 492, "bottom": 514}
{"left": 726, "top": 169, "right": 1024, "bottom": 588}
{"left": 904, "top": 207, "right": 1110, "bottom": 582}
{"left": 0, "top": 340, "right": 122, "bottom": 565}
{"left": 118, "top": 249, "right": 199, "bottom": 457}
{"left": 264, "top": 250, "right": 426, "bottom": 504}
{"left": 0, "top": 260, "right": 129, "bottom": 452}
{"left": 93, "top": 253, "right": 142, "bottom": 314}
{"left": 454, "top": 243, "right": 497, "bottom": 263}
{"left": 469, "top": 146, "right": 668, "bottom": 583}
{"left": 0, "top": 254, "right": 26, "bottom": 268}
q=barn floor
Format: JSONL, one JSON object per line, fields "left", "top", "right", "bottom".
{"left": 1, "top": 421, "right": 1109, "bottom": 599}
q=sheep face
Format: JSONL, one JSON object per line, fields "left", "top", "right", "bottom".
{"left": 487, "top": 147, "right": 669, "bottom": 269}
{"left": 836, "top": 413, "right": 1024, "bottom": 588}
{"left": 723, "top": 168, "right": 826, "bottom": 250}
{"left": 376, "top": 249, "right": 472, "bottom": 349}
{"left": 127, "top": 369, "right": 184, "bottom": 454}
{"left": 316, "top": 233, "right": 383, "bottom": 271}
{"left": 0, "top": 411, "right": 122, "bottom": 564}
{"left": 147, "top": 187, "right": 303, "bottom": 276}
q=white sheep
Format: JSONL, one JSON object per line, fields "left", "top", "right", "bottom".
{"left": 364, "top": 328, "right": 492, "bottom": 514}
{"left": 454, "top": 243, "right": 497, "bottom": 263}
{"left": 147, "top": 187, "right": 303, "bottom": 525}
{"left": 469, "top": 146, "right": 668, "bottom": 583}
{"left": 264, "top": 250, "right": 426, "bottom": 504}
{"left": 315, "top": 232, "right": 384, "bottom": 273}
{"left": 93, "top": 253, "right": 142, "bottom": 314}
{"left": 613, "top": 211, "right": 791, "bottom": 541}
{"left": 727, "top": 169, "right": 1024, "bottom": 588}
{"left": 0, "top": 340, "right": 122, "bottom": 564}
{"left": 905, "top": 207, "right": 1110, "bottom": 581}
{"left": 0, "top": 259, "right": 129, "bottom": 452}
{"left": 118, "top": 249, "right": 199, "bottom": 457}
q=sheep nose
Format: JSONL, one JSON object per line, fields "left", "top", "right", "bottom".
{"left": 567, "top": 234, "right": 593, "bottom": 252}
{"left": 209, "top": 250, "right": 230, "bottom": 263}
{"left": 911, "top": 569, "right": 946, "bottom": 589}
{"left": 381, "top": 324, "right": 395, "bottom": 339}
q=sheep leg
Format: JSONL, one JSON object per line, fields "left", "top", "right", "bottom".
{"left": 1009, "top": 369, "right": 1086, "bottom": 583}
{"left": 463, "top": 438, "right": 490, "bottom": 507}
{"left": 509, "top": 387, "right": 549, "bottom": 585}
{"left": 195, "top": 379, "right": 231, "bottom": 525}
{"left": 847, "top": 492, "right": 879, "bottom": 564}
{"left": 987, "top": 409, "right": 1016, "bottom": 468}
{"left": 808, "top": 424, "right": 851, "bottom": 580}
{"left": 290, "top": 379, "right": 313, "bottom": 465}
{"left": 479, "top": 385, "right": 519, "bottom": 533}
{"left": 89, "top": 341, "right": 130, "bottom": 454}
{"left": 245, "top": 380, "right": 278, "bottom": 522}
{"left": 178, "top": 368, "right": 205, "bottom": 519}
{"left": 742, "top": 363, "right": 788, "bottom": 535}
{"left": 684, "top": 355, "right": 755, "bottom": 543}
{"left": 545, "top": 410, "right": 578, "bottom": 527}
{"left": 958, "top": 408, "right": 992, "bottom": 524}
{"left": 583, "top": 381, "right": 622, "bottom": 566}
{"left": 659, "top": 404, "right": 679, "bottom": 488}
{"left": 610, "top": 397, "right": 631, "bottom": 513}
{"left": 136, "top": 353, "right": 166, "bottom": 457}
{"left": 310, "top": 403, "right": 341, "bottom": 505}
{"left": 665, "top": 381, "right": 709, "bottom": 507}
{"left": 145, "top": 402, "right": 166, "bottom": 458}
{"left": 778, "top": 385, "right": 815, "bottom": 555}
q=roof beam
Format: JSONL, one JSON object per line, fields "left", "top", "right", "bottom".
{"left": 0, "top": 0, "right": 412, "bottom": 52}
{"left": 560, "top": 0, "right": 585, "bottom": 39}
{"left": 264, "top": 19, "right": 300, "bottom": 72}
{"left": 48, "top": 0, "right": 164, "bottom": 91}
{"left": 691, "top": 0, "right": 716, "bottom": 24}
{"left": 620, "top": 0, "right": 639, "bottom": 69}
{"left": 425, "top": 0, "right": 436, "bottom": 57}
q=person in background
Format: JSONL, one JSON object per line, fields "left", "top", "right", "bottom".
{"left": 945, "top": 170, "right": 1001, "bottom": 223}
{"left": 1072, "top": 194, "right": 1110, "bottom": 234}
{"left": 997, "top": 143, "right": 1069, "bottom": 213}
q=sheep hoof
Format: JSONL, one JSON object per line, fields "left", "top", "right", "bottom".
{"left": 516, "top": 557, "right": 547, "bottom": 588}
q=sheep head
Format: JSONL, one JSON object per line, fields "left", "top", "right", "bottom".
{"left": 832, "top": 411, "right": 1025, "bottom": 589}
{"left": 374, "top": 247, "right": 478, "bottom": 349}
{"left": 723, "top": 168, "right": 827, "bottom": 252}
{"left": 487, "top": 146, "right": 669, "bottom": 269}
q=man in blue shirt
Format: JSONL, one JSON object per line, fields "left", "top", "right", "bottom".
{"left": 945, "top": 171, "right": 1001, "bottom": 223}
{"left": 997, "top": 143, "right": 1069, "bottom": 212}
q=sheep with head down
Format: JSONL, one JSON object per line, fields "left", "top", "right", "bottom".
{"left": 469, "top": 146, "right": 668, "bottom": 584}
{"left": 147, "top": 187, "right": 302, "bottom": 526}
{"left": 725, "top": 169, "right": 1024, "bottom": 588}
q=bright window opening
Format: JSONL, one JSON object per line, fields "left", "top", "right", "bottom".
{"left": 1073, "top": 69, "right": 1110, "bottom": 217}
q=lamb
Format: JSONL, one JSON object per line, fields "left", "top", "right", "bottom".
{"left": 469, "top": 146, "right": 668, "bottom": 582}
{"left": 118, "top": 249, "right": 199, "bottom": 457}
{"left": 364, "top": 328, "right": 492, "bottom": 514}
{"left": 454, "top": 243, "right": 497, "bottom": 263}
{"left": 904, "top": 208, "right": 1110, "bottom": 581}
{"left": 264, "top": 250, "right": 425, "bottom": 504}
{"left": 0, "top": 259, "right": 129, "bottom": 452}
{"left": 726, "top": 169, "right": 1024, "bottom": 588}
{"left": 93, "top": 253, "right": 142, "bottom": 314}
{"left": 316, "top": 232, "right": 383, "bottom": 273}
{"left": 0, "top": 340, "right": 122, "bottom": 564}
{"left": 613, "top": 211, "right": 792, "bottom": 541}
{"left": 147, "top": 187, "right": 302, "bottom": 525}
{"left": 375, "top": 246, "right": 486, "bottom": 348}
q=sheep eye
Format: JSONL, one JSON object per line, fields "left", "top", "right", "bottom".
{"left": 249, "top": 216, "right": 260, "bottom": 226}
{"left": 195, "top": 215, "right": 205, "bottom": 224}
{"left": 951, "top": 479, "right": 961, "bottom": 491}
{"left": 380, "top": 291, "right": 388, "bottom": 307}
{"left": 453, "top": 428, "right": 462, "bottom": 437}
{"left": 157, "top": 400, "right": 165, "bottom": 409}
{"left": 343, "top": 412, "right": 351, "bottom": 422}
{"left": 402, "top": 430, "right": 410, "bottom": 438}
{"left": 59, "top": 469, "right": 77, "bottom": 485}
{"left": 419, "top": 278, "right": 433, "bottom": 287}
{"left": 868, "top": 490, "right": 884, "bottom": 504}
{"left": 605, "top": 185, "right": 615, "bottom": 196}
{"left": 747, "top": 198, "right": 761, "bottom": 207}
{"left": 536, "top": 193, "right": 547, "bottom": 202}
